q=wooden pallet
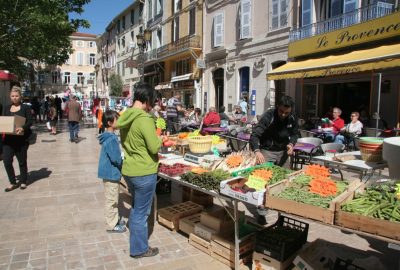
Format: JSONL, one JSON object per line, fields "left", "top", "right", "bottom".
{"left": 189, "top": 233, "right": 211, "bottom": 255}
{"left": 158, "top": 201, "right": 203, "bottom": 231}
{"left": 179, "top": 213, "right": 201, "bottom": 235}
{"left": 335, "top": 185, "right": 400, "bottom": 241}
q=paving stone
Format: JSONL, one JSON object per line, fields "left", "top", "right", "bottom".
{"left": 11, "top": 253, "right": 29, "bottom": 263}
{"left": 28, "top": 258, "right": 47, "bottom": 268}
{"left": 0, "top": 249, "right": 13, "bottom": 257}
{"left": 47, "top": 262, "right": 66, "bottom": 270}
{"left": 0, "top": 255, "right": 11, "bottom": 265}
{"left": 9, "top": 261, "right": 28, "bottom": 270}
{"left": 29, "top": 250, "right": 47, "bottom": 260}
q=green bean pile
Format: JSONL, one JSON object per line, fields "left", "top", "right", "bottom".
{"left": 180, "top": 169, "right": 231, "bottom": 191}
{"left": 341, "top": 185, "right": 400, "bottom": 221}
{"left": 275, "top": 175, "right": 348, "bottom": 209}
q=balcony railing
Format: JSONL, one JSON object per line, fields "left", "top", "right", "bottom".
{"left": 144, "top": 48, "right": 158, "bottom": 62}
{"left": 161, "top": 35, "right": 201, "bottom": 59}
{"left": 289, "top": 2, "right": 394, "bottom": 42}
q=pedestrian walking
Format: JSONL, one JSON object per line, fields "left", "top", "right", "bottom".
{"left": 166, "top": 93, "right": 182, "bottom": 134}
{"left": 98, "top": 110, "right": 126, "bottom": 233}
{"left": 2, "top": 86, "right": 33, "bottom": 191}
{"left": 65, "top": 95, "right": 81, "bottom": 143}
{"left": 117, "top": 83, "right": 162, "bottom": 258}
{"left": 48, "top": 97, "right": 58, "bottom": 135}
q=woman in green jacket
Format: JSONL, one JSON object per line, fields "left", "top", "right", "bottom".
{"left": 117, "top": 83, "right": 162, "bottom": 259}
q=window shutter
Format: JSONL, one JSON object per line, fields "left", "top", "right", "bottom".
{"left": 71, "top": 72, "right": 77, "bottom": 84}
{"left": 86, "top": 53, "right": 90, "bottom": 65}
{"left": 240, "top": 0, "right": 251, "bottom": 39}
{"left": 271, "top": 0, "right": 279, "bottom": 30}
{"left": 213, "top": 12, "right": 224, "bottom": 47}
{"left": 280, "top": 0, "right": 288, "bottom": 27}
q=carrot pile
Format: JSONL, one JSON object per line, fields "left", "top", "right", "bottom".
{"left": 225, "top": 155, "right": 243, "bottom": 168}
{"left": 191, "top": 167, "right": 210, "bottom": 174}
{"left": 251, "top": 169, "right": 273, "bottom": 181}
{"left": 305, "top": 164, "right": 330, "bottom": 178}
{"left": 305, "top": 164, "right": 337, "bottom": 197}
{"left": 178, "top": 132, "right": 189, "bottom": 139}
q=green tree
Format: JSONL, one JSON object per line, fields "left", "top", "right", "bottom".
{"left": 109, "top": 74, "right": 123, "bottom": 97}
{"left": 0, "top": 0, "right": 91, "bottom": 78}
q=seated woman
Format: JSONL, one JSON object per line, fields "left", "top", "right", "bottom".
{"left": 232, "top": 106, "right": 245, "bottom": 123}
{"left": 202, "top": 107, "right": 220, "bottom": 127}
{"left": 218, "top": 106, "right": 233, "bottom": 128}
{"left": 334, "top": 111, "right": 363, "bottom": 145}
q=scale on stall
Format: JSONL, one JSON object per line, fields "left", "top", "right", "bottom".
{"left": 183, "top": 152, "right": 222, "bottom": 165}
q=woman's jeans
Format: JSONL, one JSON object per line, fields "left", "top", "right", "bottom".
{"left": 124, "top": 174, "right": 157, "bottom": 256}
{"left": 2, "top": 143, "right": 29, "bottom": 185}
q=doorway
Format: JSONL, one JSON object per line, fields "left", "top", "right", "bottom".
{"left": 213, "top": 68, "right": 224, "bottom": 110}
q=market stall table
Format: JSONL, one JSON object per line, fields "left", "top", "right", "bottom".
{"left": 311, "top": 151, "right": 387, "bottom": 181}
{"left": 310, "top": 128, "right": 337, "bottom": 142}
{"left": 157, "top": 157, "right": 243, "bottom": 270}
{"left": 202, "top": 126, "right": 228, "bottom": 134}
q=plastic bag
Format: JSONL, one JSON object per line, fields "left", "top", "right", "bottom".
{"left": 46, "top": 121, "right": 51, "bottom": 130}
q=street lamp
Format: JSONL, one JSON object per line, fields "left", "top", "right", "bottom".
{"left": 136, "top": 29, "right": 151, "bottom": 83}
{"left": 94, "top": 63, "right": 100, "bottom": 98}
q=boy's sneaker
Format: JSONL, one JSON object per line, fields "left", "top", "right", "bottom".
{"left": 107, "top": 224, "right": 126, "bottom": 233}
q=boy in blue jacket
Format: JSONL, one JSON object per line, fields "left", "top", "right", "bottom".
{"left": 98, "top": 110, "right": 126, "bottom": 233}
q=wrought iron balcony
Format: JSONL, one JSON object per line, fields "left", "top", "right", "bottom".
{"left": 157, "top": 35, "right": 201, "bottom": 59}
{"left": 143, "top": 48, "right": 158, "bottom": 62}
{"left": 289, "top": 2, "right": 394, "bottom": 42}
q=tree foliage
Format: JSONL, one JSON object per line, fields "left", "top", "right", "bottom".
{"left": 0, "top": 0, "right": 91, "bottom": 78}
{"left": 109, "top": 74, "right": 123, "bottom": 97}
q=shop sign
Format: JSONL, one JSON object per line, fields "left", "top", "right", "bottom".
{"left": 174, "top": 80, "right": 194, "bottom": 88}
{"left": 289, "top": 12, "right": 400, "bottom": 58}
{"left": 251, "top": 89, "right": 256, "bottom": 116}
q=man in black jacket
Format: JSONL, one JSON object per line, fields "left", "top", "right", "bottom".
{"left": 250, "top": 95, "right": 299, "bottom": 167}
{"left": 249, "top": 95, "right": 300, "bottom": 225}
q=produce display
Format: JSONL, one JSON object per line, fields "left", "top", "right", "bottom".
{"left": 341, "top": 184, "right": 400, "bottom": 222}
{"left": 274, "top": 165, "right": 348, "bottom": 208}
{"left": 159, "top": 163, "right": 192, "bottom": 177}
{"left": 237, "top": 165, "right": 292, "bottom": 186}
{"left": 180, "top": 169, "right": 231, "bottom": 191}
{"left": 210, "top": 151, "right": 257, "bottom": 172}
{"left": 162, "top": 136, "right": 177, "bottom": 147}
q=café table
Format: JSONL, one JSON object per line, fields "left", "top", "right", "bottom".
{"left": 312, "top": 151, "right": 387, "bottom": 181}
{"left": 202, "top": 126, "right": 228, "bottom": 134}
{"left": 310, "top": 128, "right": 337, "bottom": 142}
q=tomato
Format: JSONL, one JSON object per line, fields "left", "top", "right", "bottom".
{"left": 163, "top": 141, "right": 173, "bottom": 147}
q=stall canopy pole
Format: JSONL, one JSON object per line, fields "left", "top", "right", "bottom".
{"left": 376, "top": 73, "right": 382, "bottom": 137}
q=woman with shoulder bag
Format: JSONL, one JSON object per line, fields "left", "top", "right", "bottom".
{"left": 3, "top": 86, "right": 33, "bottom": 191}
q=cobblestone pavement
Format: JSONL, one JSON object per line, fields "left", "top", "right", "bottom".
{"left": 0, "top": 120, "right": 398, "bottom": 270}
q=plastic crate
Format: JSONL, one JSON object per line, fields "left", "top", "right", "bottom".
{"left": 255, "top": 215, "right": 309, "bottom": 261}
{"left": 230, "top": 162, "right": 273, "bottom": 177}
{"left": 333, "top": 258, "right": 366, "bottom": 270}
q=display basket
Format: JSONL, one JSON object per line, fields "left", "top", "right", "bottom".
{"left": 359, "top": 147, "right": 382, "bottom": 162}
{"left": 188, "top": 136, "right": 213, "bottom": 153}
{"left": 255, "top": 215, "right": 309, "bottom": 262}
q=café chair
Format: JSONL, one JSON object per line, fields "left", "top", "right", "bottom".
{"left": 320, "top": 143, "right": 345, "bottom": 155}
{"left": 291, "top": 137, "right": 323, "bottom": 170}
{"left": 364, "top": 127, "right": 383, "bottom": 137}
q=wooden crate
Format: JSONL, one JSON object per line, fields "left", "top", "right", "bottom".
{"left": 211, "top": 233, "right": 255, "bottom": 261}
{"left": 158, "top": 201, "right": 203, "bottom": 231}
{"left": 210, "top": 250, "right": 252, "bottom": 268}
{"left": 265, "top": 176, "right": 361, "bottom": 224}
{"left": 179, "top": 213, "right": 201, "bottom": 235}
{"left": 252, "top": 251, "right": 297, "bottom": 270}
{"left": 335, "top": 185, "right": 400, "bottom": 241}
{"left": 182, "top": 187, "right": 214, "bottom": 207}
{"left": 189, "top": 233, "right": 211, "bottom": 255}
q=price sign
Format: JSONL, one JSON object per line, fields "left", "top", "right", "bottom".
{"left": 246, "top": 175, "right": 267, "bottom": 191}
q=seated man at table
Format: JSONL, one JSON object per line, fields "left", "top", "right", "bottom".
{"left": 322, "top": 107, "right": 345, "bottom": 142}
{"left": 334, "top": 111, "right": 363, "bottom": 145}
{"left": 202, "top": 107, "right": 221, "bottom": 127}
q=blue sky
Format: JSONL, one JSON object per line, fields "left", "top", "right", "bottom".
{"left": 70, "top": 0, "right": 135, "bottom": 35}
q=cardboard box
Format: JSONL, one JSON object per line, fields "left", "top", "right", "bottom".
{"left": 252, "top": 251, "right": 297, "bottom": 270}
{"left": 200, "top": 208, "right": 234, "bottom": 234}
{"left": 293, "top": 239, "right": 384, "bottom": 270}
{"left": 220, "top": 177, "right": 266, "bottom": 206}
{"left": 0, "top": 115, "right": 26, "bottom": 134}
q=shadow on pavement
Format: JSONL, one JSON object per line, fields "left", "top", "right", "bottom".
{"left": 28, "top": 167, "right": 52, "bottom": 186}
